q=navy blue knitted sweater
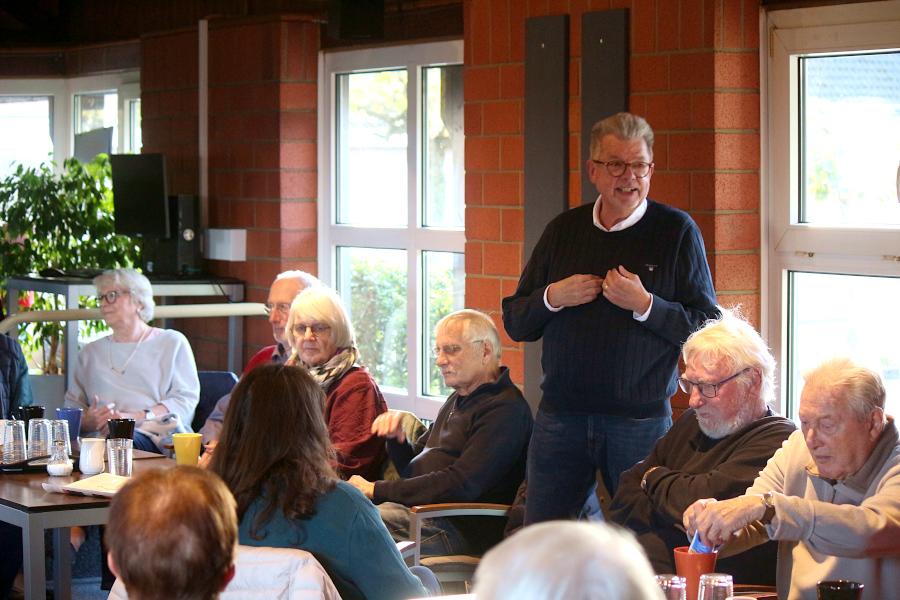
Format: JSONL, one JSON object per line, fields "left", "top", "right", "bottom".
{"left": 502, "top": 200, "right": 718, "bottom": 417}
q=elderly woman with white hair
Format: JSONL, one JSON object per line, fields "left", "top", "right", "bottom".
{"left": 284, "top": 286, "right": 387, "bottom": 479}
{"left": 64, "top": 268, "right": 200, "bottom": 453}
{"left": 474, "top": 521, "right": 663, "bottom": 600}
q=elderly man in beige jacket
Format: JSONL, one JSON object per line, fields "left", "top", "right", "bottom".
{"left": 684, "top": 357, "right": 900, "bottom": 600}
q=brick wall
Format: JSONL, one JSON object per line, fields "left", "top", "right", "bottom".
{"left": 463, "top": 0, "right": 762, "bottom": 412}
{"left": 142, "top": 15, "right": 319, "bottom": 369}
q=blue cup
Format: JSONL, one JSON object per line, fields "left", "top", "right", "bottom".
{"left": 55, "top": 407, "right": 83, "bottom": 450}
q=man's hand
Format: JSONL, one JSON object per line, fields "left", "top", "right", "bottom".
{"left": 602, "top": 265, "right": 652, "bottom": 314}
{"left": 685, "top": 495, "right": 766, "bottom": 548}
{"left": 348, "top": 475, "right": 375, "bottom": 500}
{"left": 81, "top": 395, "right": 115, "bottom": 433}
{"left": 546, "top": 274, "right": 604, "bottom": 308}
{"left": 371, "top": 410, "right": 409, "bottom": 443}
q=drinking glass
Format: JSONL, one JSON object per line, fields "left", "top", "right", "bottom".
{"left": 698, "top": 573, "right": 734, "bottom": 600}
{"left": 106, "top": 438, "right": 133, "bottom": 476}
{"left": 2, "top": 420, "right": 26, "bottom": 464}
{"left": 27, "top": 418, "right": 52, "bottom": 459}
{"left": 655, "top": 574, "right": 687, "bottom": 600}
{"left": 50, "top": 419, "right": 72, "bottom": 456}
{"left": 817, "top": 580, "right": 864, "bottom": 600}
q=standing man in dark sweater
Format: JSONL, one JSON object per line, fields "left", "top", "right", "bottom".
{"left": 503, "top": 112, "right": 718, "bottom": 524}
{"left": 348, "top": 309, "right": 533, "bottom": 556}
{"left": 608, "top": 309, "right": 795, "bottom": 584}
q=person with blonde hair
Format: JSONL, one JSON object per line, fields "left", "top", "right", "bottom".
{"left": 685, "top": 357, "right": 900, "bottom": 600}
{"left": 283, "top": 285, "right": 387, "bottom": 479}
{"left": 474, "top": 521, "right": 662, "bottom": 600}
{"left": 608, "top": 308, "right": 794, "bottom": 584}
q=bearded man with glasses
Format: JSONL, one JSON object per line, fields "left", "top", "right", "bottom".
{"left": 607, "top": 309, "right": 795, "bottom": 585}
{"left": 503, "top": 112, "right": 719, "bottom": 525}
{"left": 348, "top": 309, "right": 533, "bottom": 557}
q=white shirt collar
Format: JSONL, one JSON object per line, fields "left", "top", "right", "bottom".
{"left": 591, "top": 195, "right": 648, "bottom": 232}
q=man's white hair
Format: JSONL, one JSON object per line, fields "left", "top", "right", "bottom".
{"left": 474, "top": 521, "right": 662, "bottom": 600}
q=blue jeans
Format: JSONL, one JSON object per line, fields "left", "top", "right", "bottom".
{"left": 524, "top": 409, "right": 671, "bottom": 525}
{"left": 378, "top": 502, "right": 472, "bottom": 557}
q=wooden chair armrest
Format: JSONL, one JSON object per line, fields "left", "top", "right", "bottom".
{"left": 410, "top": 503, "right": 511, "bottom": 519}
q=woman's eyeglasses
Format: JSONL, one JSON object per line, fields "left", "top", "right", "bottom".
{"left": 292, "top": 323, "right": 331, "bottom": 337}
{"left": 97, "top": 290, "right": 131, "bottom": 305}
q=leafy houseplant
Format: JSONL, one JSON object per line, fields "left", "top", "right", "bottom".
{"left": 0, "top": 155, "right": 141, "bottom": 373}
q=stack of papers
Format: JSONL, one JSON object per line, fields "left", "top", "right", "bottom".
{"left": 41, "top": 473, "right": 131, "bottom": 497}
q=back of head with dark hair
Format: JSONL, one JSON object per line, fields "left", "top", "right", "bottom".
{"left": 210, "top": 363, "right": 337, "bottom": 536}
{"left": 105, "top": 466, "right": 237, "bottom": 600}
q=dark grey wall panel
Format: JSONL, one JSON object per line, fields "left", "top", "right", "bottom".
{"left": 522, "top": 14, "right": 568, "bottom": 411}
{"left": 581, "top": 9, "right": 629, "bottom": 204}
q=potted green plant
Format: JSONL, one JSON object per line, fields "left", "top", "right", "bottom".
{"left": 0, "top": 155, "right": 141, "bottom": 376}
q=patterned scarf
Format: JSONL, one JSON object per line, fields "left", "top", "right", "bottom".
{"left": 302, "top": 346, "right": 359, "bottom": 393}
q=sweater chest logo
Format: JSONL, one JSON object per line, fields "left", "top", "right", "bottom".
{"left": 645, "top": 264, "right": 657, "bottom": 272}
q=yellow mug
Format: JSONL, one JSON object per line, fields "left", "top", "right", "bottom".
{"left": 172, "top": 433, "right": 203, "bottom": 466}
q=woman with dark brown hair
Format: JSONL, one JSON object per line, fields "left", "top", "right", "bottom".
{"left": 209, "top": 363, "right": 426, "bottom": 600}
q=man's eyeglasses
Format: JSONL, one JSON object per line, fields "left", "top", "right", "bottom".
{"left": 677, "top": 368, "right": 751, "bottom": 399}
{"left": 97, "top": 290, "right": 131, "bottom": 305}
{"left": 431, "top": 340, "right": 484, "bottom": 358}
{"left": 292, "top": 323, "right": 331, "bottom": 337}
{"left": 264, "top": 302, "right": 292, "bottom": 315}
{"left": 591, "top": 159, "right": 653, "bottom": 178}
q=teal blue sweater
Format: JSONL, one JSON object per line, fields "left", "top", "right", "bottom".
{"left": 238, "top": 481, "right": 427, "bottom": 600}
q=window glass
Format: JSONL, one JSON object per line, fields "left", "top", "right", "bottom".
{"left": 0, "top": 96, "right": 53, "bottom": 178}
{"left": 800, "top": 52, "right": 900, "bottom": 226}
{"left": 423, "top": 251, "right": 466, "bottom": 397}
{"left": 74, "top": 92, "right": 119, "bottom": 152}
{"left": 337, "top": 246, "right": 408, "bottom": 390}
{"left": 336, "top": 70, "right": 408, "bottom": 226}
{"left": 788, "top": 271, "right": 900, "bottom": 418}
{"left": 423, "top": 65, "right": 464, "bottom": 229}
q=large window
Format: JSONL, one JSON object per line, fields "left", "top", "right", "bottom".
{"left": 765, "top": 2, "right": 900, "bottom": 419}
{"left": 320, "top": 41, "right": 464, "bottom": 417}
{"left": 0, "top": 73, "right": 141, "bottom": 175}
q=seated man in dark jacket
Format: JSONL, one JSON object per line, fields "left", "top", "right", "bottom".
{"left": 348, "top": 309, "right": 533, "bottom": 556}
{"left": 607, "top": 308, "right": 795, "bottom": 585}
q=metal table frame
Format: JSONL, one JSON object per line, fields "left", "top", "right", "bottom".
{"left": 5, "top": 275, "right": 244, "bottom": 389}
{"left": 0, "top": 500, "right": 109, "bottom": 600}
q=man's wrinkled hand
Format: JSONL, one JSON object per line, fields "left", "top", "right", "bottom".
{"left": 371, "top": 410, "right": 407, "bottom": 443}
{"left": 602, "top": 265, "right": 652, "bottom": 314}
{"left": 348, "top": 475, "right": 375, "bottom": 500}
{"left": 546, "top": 274, "right": 604, "bottom": 308}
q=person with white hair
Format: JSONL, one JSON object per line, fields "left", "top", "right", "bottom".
{"left": 64, "top": 268, "right": 199, "bottom": 451}
{"left": 474, "top": 521, "right": 663, "bottom": 600}
{"left": 283, "top": 285, "right": 388, "bottom": 479}
{"left": 685, "top": 357, "right": 900, "bottom": 600}
{"left": 200, "top": 269, "right": 320, "bottom": 443}
{"left": 348, "top": 309, "right": 533, "bottom": 556}
{"left": 607, "top": 308, "right": 795, "bottom": 583}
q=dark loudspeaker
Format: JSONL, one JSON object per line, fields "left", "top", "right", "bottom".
{"left": 328, "top": 0, "right": 384, "bottom": 40}
{"left": 142, "top": 195, "right": 202, "bottom": 277}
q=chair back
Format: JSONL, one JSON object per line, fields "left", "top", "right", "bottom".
{"left": 193, "top": 370, "right": 238, "bottom": 431}
{"left": 107, "top": 544, "right": 341, "bottom": 600}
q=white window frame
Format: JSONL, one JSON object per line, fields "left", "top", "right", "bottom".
{"left": 0, "top": 72, "right": 140, "bottom": 163}
{"left": 318, "top": 40, "right": 465, "bottom": 419}
{"left": 763, "top": 1, "right": 900, "bottom": 416}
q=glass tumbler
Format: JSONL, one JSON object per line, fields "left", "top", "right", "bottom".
{"left": 698, "top": 573, "right": 734, "bottom": 600}
{"left": 27, "top": 418, "right": 52, "bottom": 459}
{"left": 50, "top": 419, "right": 72, "bottom": 456}
{"left": 655, "top": 574, "right": 687, "bottom": 600}
{"left": 2, "top": 420, "right": 26, "bottom": 464}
